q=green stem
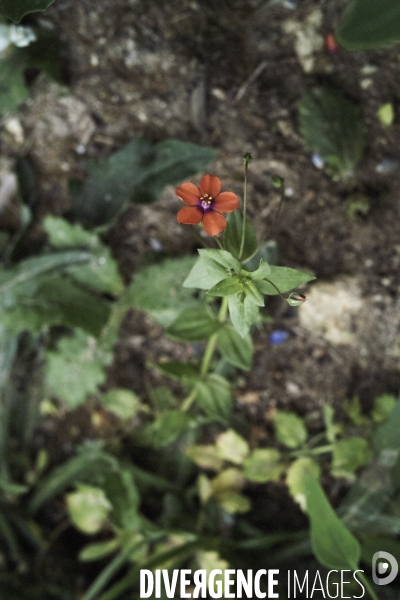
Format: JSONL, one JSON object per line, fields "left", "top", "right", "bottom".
{"left": 80, "top": 539, "right": 145, "bottom": 600}
{"left": 200, "top": 297, "right": 229, "bottom": 376}
{"left": 181, "top": 387, "right": 197, "bottom": 412}
{"left": 238, "top": 160, "right": 249, "bottom": 260}
{"left": 290, "top": 444, "right": 334, "bottom": 458}
{"left": 181, "top": 297, "right": 229, "bottom": 411}
{"left": 309, "top": 444, "right": 334, "bottom": 455}
{"left": 358, "top": 572, "right": 380, "bottom": 600}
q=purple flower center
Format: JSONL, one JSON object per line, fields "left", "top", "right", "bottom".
{"left": 198, "top": 193, "right": 213, "bottom": 211}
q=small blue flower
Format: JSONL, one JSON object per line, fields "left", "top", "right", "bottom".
{"left": 269, "top": 330, "right": 289, "bottom": 344}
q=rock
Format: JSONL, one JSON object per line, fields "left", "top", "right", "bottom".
{"left": 298, "top": 276, "right": 363, "bottom": 345}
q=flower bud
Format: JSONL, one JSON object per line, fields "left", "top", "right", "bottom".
{"left": 287, "top": 292, "right": 306, "bottom": 306}
{"left": 243, "top": 152, "right": 253, "bottom": 164}
{"left": 271, "top": 175, "right": 284, "bottom": 189}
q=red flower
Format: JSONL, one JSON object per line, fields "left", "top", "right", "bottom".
{"left": 176, "top": 174, "right": 239, "bottom": 236}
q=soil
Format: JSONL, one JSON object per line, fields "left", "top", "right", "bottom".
{"left": 1, "top": 0, "right": 400, "bottom": 585}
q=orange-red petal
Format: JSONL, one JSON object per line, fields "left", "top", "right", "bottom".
{"left": 202, "top": 210, "right": 226, "bottom": 236}
{"left": 199, "top": 174, "right": 221, "bottom": 198}
{"left": 176, "top": 182, "right": 200, "bottom": 205}
{"left": 177, "top": 206, "right": 203, "bottom": 224}
{"left": 212, "top": 191, "right": 239, "bottom": 213}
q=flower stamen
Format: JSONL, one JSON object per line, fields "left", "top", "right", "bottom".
{"left": 200, "top": 194, "right": 213, "bottom": 209}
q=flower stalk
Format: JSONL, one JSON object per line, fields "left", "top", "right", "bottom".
{"left": 239, "top": 153, "right": 252, "bottom": 260}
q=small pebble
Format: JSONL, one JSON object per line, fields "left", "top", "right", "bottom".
{"left": 375, "top": 159, "right": 399, "bottom": 174}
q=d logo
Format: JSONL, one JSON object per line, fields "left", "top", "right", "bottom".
{"left": 372, "top": 551, "right": 398, "bottom": 586}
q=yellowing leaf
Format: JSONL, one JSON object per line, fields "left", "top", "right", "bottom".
{"left": 215, "top": 429, "right": 250, "bottom": 465}
{"left": 377, "top": 103, "right": 394, "bottom": 127}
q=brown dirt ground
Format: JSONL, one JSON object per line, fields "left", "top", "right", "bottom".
{"left": 2, "top": 0, "right": 400, "bottom": 528}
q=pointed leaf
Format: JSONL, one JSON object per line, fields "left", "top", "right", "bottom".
{"left": 250, "top": 259, "right": 271, "bottom": 280}
{"left": 195, "top": 374, "right": 232, "bottom": 421}
{"left": 228, "top": 294, "right": 259, "bottom": 338}
{"left": 302, "top": 469, "right": 361, "bottom": 570}
{"left": 256, "top": 265, "right": 315, "bottom": 295}
{"left": 208, "top": 276, "right": 242, "bottom": 297}
{"left": 183, "top": 256, "right": 228, "bottom": 290}
{"left": 299, "top": 86, "right": 365, "bottom": 180}
{"left": 198, "top": 249, "right": 241, "bottom": 274}
{"left": 166, "top": 307, "right": 220, "bottom": 341}
{"left": 217, "top": 326, "right": 253, "bottom": 370}
{"left": 336, "top": 0, "right": 400, "bottom": 50}
{"left": 130, "top": 256, "right": 199, "bottom": 326}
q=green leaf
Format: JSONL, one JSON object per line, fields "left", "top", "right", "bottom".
{"left": 101, "top": 389, "right": 140, "bottom": 420}
{"left": 0, "top": 251, "right": 112, "bottom": 336}
{"left": 217, "top": 326, "right": 253, "bottom": 370}
{"left": 156, "top": 361, "right": 199, "bottom": 382}
{"left": 228, "top": 294, "right": 259, "bottom": 338}
{"left": 371, "top": 394, "right": 397, "bottom": 423}
{"left": 69, "top": 139, "right": 215, "bottom": 227}
{"left": 336, "top": 0, "right": 400, "bottom": 50}
{"left": 274, "top": 411, "right": 308, "bottom": 449}
{"left": 79, "top": 538, "right": 120, "bottom": 562}
{"left": 186, "top": 445, "right": 224, "bottom": 471}
{"left": 299, "top": 86, "right": 365, "bottom": 180}
{"left": 0, "top": 49, "right": 29, "bottom": 115}
{"left": 250, "top": 259, "right": 271, "bottom": 280}
{"left": 244, "top": 280, "right": 264, "bottom": 306}
{"left": 102, "top": 467, "right": 140, "bottom": 530}
{"left": 195, "top": 374, "right": 232, "bottom": 421}
{"left": 44, "top": 215, "right": 97, "bottom": 248}
{"left": 0, "top": 0, "right": 55, "bottom": 22}
{"left": 130, "top": 256, "right": 199, "bottom": 326}
{"left": 377, "top": 102, "right": 395, "bottom": 127}
{"left": 344, "top": 396, "right": 370, "bottom": 426}
{"left": 132, "top": 139, "right": 217, "bottom": 204}
{"left": 45, "top": 329, "right": 111, "bottom": 408}
{"left": 373, "top": 396, "right": 400, "bottom": 453}
{"left": 66, "top": 484, "right": 112, "bottom": 534}
{"left": 30, "top": 446, "right": 117, "bottom": 512}
{"left": 208, "top": 276, "right": 242, "bottom": 297}
{"left": 243, "top": 449, "right": 285, "bottom": 483}
{"left": 198, "top": 249, "right": 241, "bottom": 274}
{"left": 141, "top": 411, "right": 192, "bottom": 448}
{"left": 0, "top": 250, "right": 90, "bottom": 300}
{"left": 166, "top": 307, "right": 220, "bottom": 342}
{"left": 217, "top": 491, "right": 251, "bottom": 514}
{"left": 183, "top": 256, "right": 228, "bottom": 291}
{"left": 331, "top": 437, "right": 371, "bottom": 478}
{"left": 215, "top": 429, "right": 250, "bottom": 465}
{"left": 301, "top": 469, "right": 361, "bottom": 570}
{"left": 0, "top": 276, "right": 111, "bottom": 337}
{"left": 68, "top": 250, "right": 124, "bottom": 295}
{"left": 256, "top": 265, "right": 315, "bottom": 295}
{"left": 223, "top": 211, "right": 258, "bottom": 261}
{"left": 338, "top": 399, "right": 400, "bottom": 533}
{"left": 44, "top": 216, "right": 123, "bottom": 295}
{"left": 286, "top": 457, "right": 320, "bottom": 512}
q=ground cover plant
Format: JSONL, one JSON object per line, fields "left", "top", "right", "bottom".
{"left": 1, "top": 0, "right": 400, "bottom": 598}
